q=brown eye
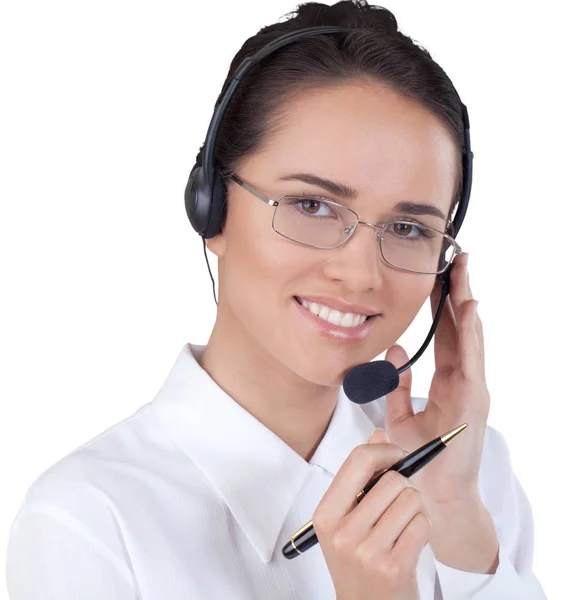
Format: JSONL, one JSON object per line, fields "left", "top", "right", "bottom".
{"left": 392, "top": 222, "right": 414, "bottom": 236}
{"left": 295, "top": 198, "right": 338, "bottom": 218}
{"left": 385, "top": 221, "right": 436, "bottom": 241}
{"left": 300, "top": 199, "right": 322, "bottom": 214}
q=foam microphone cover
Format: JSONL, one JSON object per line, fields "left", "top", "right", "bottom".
{"left": 343, "top": 360, "right": 400, "bottom": 404}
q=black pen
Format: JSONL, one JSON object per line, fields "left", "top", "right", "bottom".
{"left": 282, "top": 423, "right": 468, "bottom": 559}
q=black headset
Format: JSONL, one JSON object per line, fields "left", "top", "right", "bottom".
{"left": 184, "top": 26, "right": 473, "bottom": 375}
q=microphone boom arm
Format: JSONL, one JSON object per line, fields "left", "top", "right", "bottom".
{"left": 397, "top": 272, "right": 451, "bottom": 375}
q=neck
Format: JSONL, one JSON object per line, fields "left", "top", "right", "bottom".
{"left": 199, "top": 303, "right": 339, "bottom": 462}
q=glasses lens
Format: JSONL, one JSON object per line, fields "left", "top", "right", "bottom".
{"left": 380, "top": 221, "right": 455, "bottom": 274}
{"left": 273, "top": 197, "right": 357, "bottom": 248}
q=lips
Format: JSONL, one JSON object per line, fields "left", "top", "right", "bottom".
{"left": 294, "top": 296, "right": 379, "bottom": 317}
{"left": 292, "top": 296, "right": 380, "bottom": 342}
{"left": 295, "top": 297, "right": 371, "bottom": 328}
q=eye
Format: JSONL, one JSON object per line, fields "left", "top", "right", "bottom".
{"left": 299, "top": 198, "right": 328, "bottom": 215}
{"left": 294, "top": 197, "right": 338, "bottom": 218}
{"left": 385, "top": 220, "right": 436, "bottom": 240}
{"left": 391, "top": 222, "right": 418, "bottom": 237}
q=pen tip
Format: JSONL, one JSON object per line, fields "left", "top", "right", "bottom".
{"left": 440, "top": 423, "right": 468, "bottom": 446}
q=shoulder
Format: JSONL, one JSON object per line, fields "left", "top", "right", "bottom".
{"left": 11, "top": 402, "right": 202, "bottom": 528}
{"left": 7, "top": 400, "right": 217, "bottom": 582}
{"left": 6, "top": 407, "right": 164, "bottom": 594}
{"left": 7, "top": 400, "right": 215, "bottom": 581}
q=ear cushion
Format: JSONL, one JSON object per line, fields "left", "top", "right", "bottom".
{"left": 185, "top": 165, "right": 212, "bottom": 235}
{"left": 203, "top": 171, "right": 227, "bottom": 239}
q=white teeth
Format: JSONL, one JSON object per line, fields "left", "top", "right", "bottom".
{"left": 327, "top": 310, "right": 342, "bottom": 326}
{"left": 299, "top": 298, "right": 369, "bottom": 328}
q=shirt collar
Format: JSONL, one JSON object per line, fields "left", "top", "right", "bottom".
{"left": 150, "top": 343, "right": 385, "bottom": 564}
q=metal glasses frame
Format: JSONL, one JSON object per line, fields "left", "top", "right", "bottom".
{"left": 228, "top": 173, "right": 462, "bottom": 275}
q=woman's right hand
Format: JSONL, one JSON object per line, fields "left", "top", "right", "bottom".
{"left": 312, "top": 428, "right": 432, "bottom": 600}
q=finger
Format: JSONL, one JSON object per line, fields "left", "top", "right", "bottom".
{"left": 475, "top": 304, "right": 485, "bottom": 363}
{"left": 430, "top": 281, "right": 459, "bottom": 371}
{"left": 449, "top": 252, "right": 473, "bottom": 325}
{"left": 390, "top": 512, "right": 432, "bottom": 564}
{"left": 339, "top": 471, "right": 413, "bottom": 550}
{"left": 367, "top": 429, "right": 410, "bottom": 460}
{"left": 315, "top": 444, "right": 407, "bottom": 521}
{"left": 384, "top": 344, "right": 414, "bottom": 427}
{"left": 362, "top": 485, "right": 424, "bottom": 553}
{"left": 432, "top": 255, "right": 484, "bottom": 375}
{"left": 461, "top": 256, "right": 485, "bottom": 365}
{"left": 368, "top": 427, "right": 390, "bottom": 444}
{"left": 459, "top": 299, "right": 483, "bottom": 380}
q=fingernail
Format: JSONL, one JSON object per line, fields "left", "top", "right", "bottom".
{"left": 369, "top": 427, "right": 389, "bottom": 443}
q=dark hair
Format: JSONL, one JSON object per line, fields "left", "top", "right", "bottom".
{"left": 213, "top": 0, "right": 465, "bottom": 226}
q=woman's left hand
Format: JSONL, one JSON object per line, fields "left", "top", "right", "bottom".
{"left": 384, "top": 252, "right": 490, "bottom": 507}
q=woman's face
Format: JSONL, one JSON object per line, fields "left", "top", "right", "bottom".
{"left": 207, "top": 82, "right": 458, "bottom": 387}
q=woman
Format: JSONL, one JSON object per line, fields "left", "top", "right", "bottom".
{"left": 6, "top": 1, "right": 546, "bottom": 599}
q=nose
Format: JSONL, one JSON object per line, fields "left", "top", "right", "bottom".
{"left": 322, "top": 222, "right": 385, "bottom": 293}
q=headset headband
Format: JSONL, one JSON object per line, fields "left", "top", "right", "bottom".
{"left": 185, "top": 25, "right": 472, "bottom": 241}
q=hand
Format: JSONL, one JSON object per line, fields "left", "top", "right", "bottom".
{"left": 383, "top": 252, "right": 489, "bottom": 507}
{"left": 314, "top": 428, "right": 429, "bottom": 600}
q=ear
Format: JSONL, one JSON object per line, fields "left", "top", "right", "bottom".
{"left": 205, "top": 230, "right": 226, "bottom": 258}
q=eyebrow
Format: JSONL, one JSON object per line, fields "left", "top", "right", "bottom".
{"left": 278, "top": 172, "right": 447, "bottom": 221}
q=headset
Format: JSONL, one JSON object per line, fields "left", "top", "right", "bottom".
{"left": 184, "top": 26, "right": 473, "bottom": 377}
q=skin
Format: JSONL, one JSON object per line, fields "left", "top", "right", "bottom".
{"left": 203, "top": 81, "right": 456, "bottom": 458}
{"left": 203, "top": 81, "right": 499, "bottom": 574}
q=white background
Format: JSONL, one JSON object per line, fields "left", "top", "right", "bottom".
{"left": 1, "top": 0, "right": 562, "bottom": 597}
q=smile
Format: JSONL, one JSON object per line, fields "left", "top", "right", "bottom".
{"left": 295, "top": 297, "right": 374, "bottom": 328}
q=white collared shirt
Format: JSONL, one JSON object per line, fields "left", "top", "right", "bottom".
{"left": 6, "top": 343, "right": 547, "bottom": 599}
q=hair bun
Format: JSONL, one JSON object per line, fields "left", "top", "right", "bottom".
{"left": 289, "top": 0, "right": 399, "bottom": 35}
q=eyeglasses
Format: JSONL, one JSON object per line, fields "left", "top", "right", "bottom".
{"left": 228, "top": 173, "right": 462, "bottom": 275}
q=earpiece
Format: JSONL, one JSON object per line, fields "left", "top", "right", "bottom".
{"left": 185, "top": 162, "right": 227, "bottom": 238}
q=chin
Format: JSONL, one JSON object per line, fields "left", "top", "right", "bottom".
{"left": 278, "top": 343, "right": 365, "bottom": 389}
{"left": 289, "top": 362, "right": 346, "bottom": 389}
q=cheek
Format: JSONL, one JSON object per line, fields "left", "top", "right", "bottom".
{"left": 386, "top": 276, "right": 435, "bottom": 332}
{"left": 220, "top": 205, "right": 307, "bottom": 312}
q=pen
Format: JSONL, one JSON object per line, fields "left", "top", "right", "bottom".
{"left": 282, "top": 422, "right": 468, "bottom": 559}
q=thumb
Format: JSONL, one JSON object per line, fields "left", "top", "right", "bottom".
{"left": 368, "top": 427, "right": 409, "bottom": 459}
{"left": 384, "top": 344, "right": 415, "bottom": 427}
{"left": 367, "top": 427, "right": 390, "bottom": 444}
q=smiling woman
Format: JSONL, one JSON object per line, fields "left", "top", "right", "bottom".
{"left": 203, "top": 80, "right": 458, "bottom": 385}
{"left": 6, "top": 2, "right": 547, "bottom": 600}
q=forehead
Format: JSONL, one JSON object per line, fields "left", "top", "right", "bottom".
{"left": 248, "top": 82, "right": 458, "bottom": 212}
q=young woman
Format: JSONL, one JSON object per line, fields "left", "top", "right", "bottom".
{"left": 7, "top": 2, "right": 546, "bottom": 599}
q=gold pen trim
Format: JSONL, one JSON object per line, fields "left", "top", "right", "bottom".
{"left": 291, "top": 538, "right": 302, "bottom": 555}
{"left": 440, "top": 423, "right": 468, "bottom": 445}
{"left": 290, "top": 518, "right": 313, "bottom": 542}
